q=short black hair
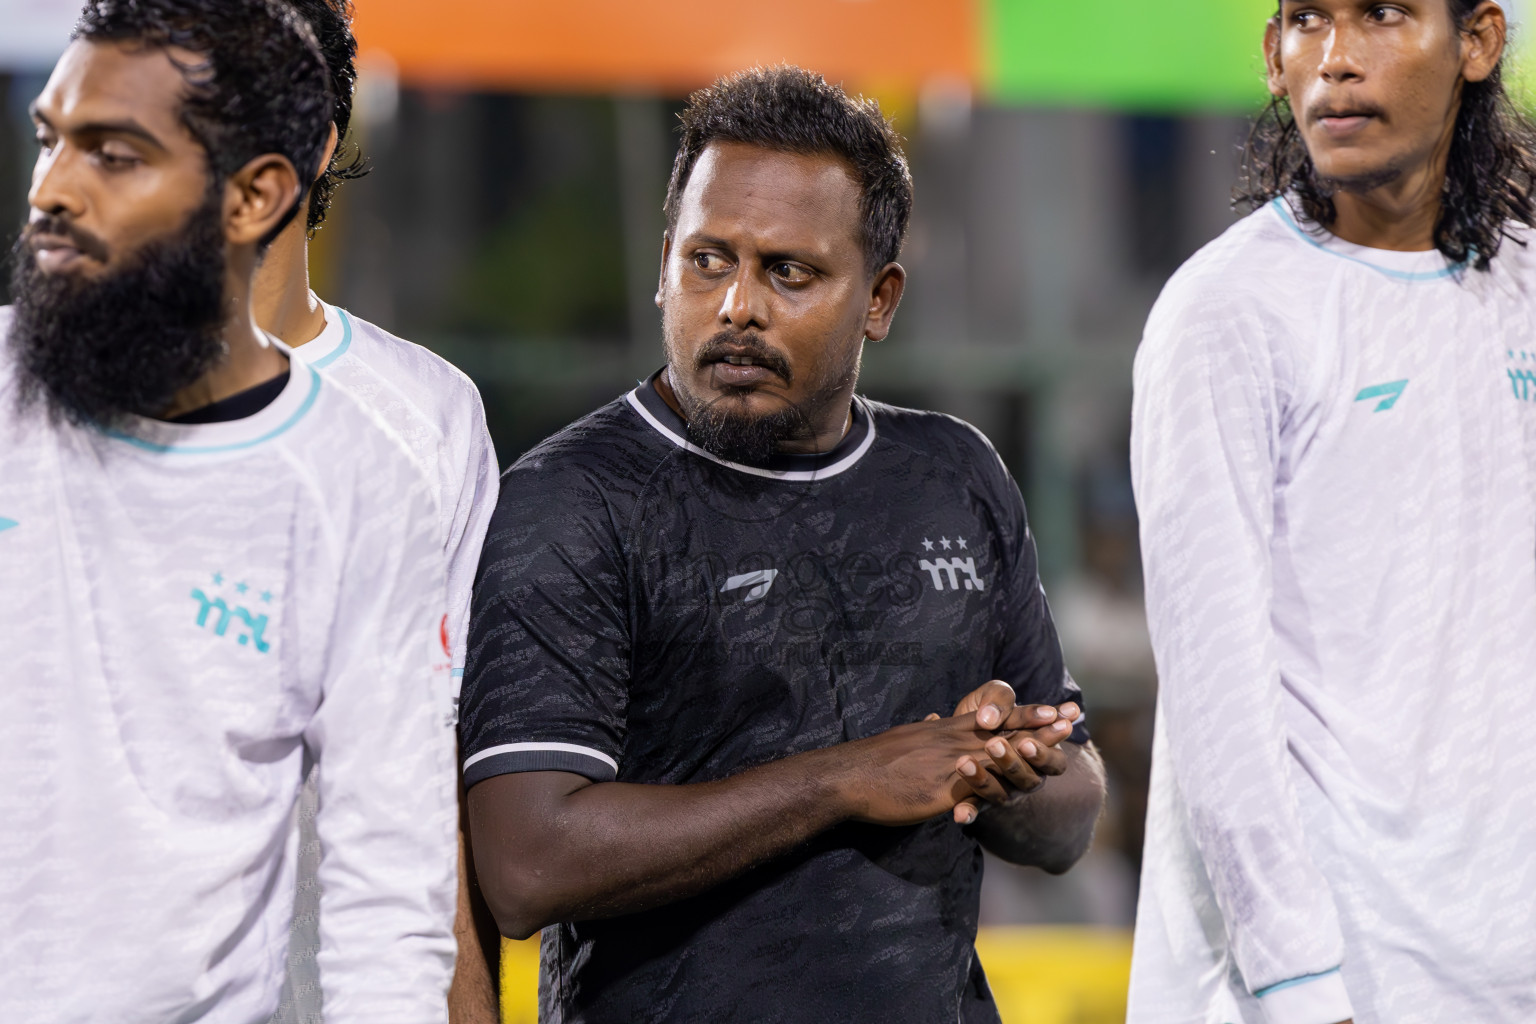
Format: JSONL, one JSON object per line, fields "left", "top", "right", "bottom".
{"left": 74, "top": 0, "right": 334, "bottom": 247}
{"left": 664, "top": 65, "right": 913, "bottom": 276}
{"left": 282, "top": 0, "right": 368, "bottom": 234}
{"left": 1239, "top": 0, "right": 1536, "bottom": 270}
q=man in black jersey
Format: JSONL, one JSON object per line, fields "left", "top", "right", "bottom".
{"left": 460, "top": 66, "right": 1106, "bottom": 1023}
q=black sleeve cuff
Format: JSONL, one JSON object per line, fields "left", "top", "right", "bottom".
{"left": 462, "top": 742, "right": 619, "bottom": 787}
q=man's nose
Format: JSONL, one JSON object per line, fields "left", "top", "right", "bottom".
{"left": 1319, "top": 22, "right": 1366, "bottom": 85}
{"left": 28, "top": 142, "right": 87, "bottom": 220}
{"left": 719, "top": 268, "right": 770, "bottom": 331}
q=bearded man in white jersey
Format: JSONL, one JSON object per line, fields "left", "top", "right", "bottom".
{"left": 0, "top": 1, "right": 459, "bottom": 1020}
{"left": 249, "top": 4, "right": 500, "bottom": 1022}
{"left": 1129, "top": 3, "right": 1536, "bottom": 1023}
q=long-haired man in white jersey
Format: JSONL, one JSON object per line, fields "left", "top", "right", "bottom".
{"left": 0, "top": 1, "right": 459, "bottom": 1019}
{"left": 1129, "top": 3, "right": 1536, "bottom": 1023}
{"left": 249, "top": 4, "right": 500, "bottom": 1021}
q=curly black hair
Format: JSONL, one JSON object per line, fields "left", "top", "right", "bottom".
{"left": 74, "top": 0, "right": 333, "bottom": 248}
{"left": 664, "top": 65, "right": 913, "bottom": 277}
{"left": 1237, "top": 0, "right": 1536, "bottom": 270}
{"left": 282, "top": 0, "right": 368, "bottom": 234}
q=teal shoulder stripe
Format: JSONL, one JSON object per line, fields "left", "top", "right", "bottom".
{"left": 107, "top": 364, "right": 323, "bottom": 455}
{"left": 309, "top": 307, "right": 354, "bottom": 369}
{"left": 1271, "top": 199, "right": 1463, "bottom": 282}
{"left": 1254, "top": 966, "right": 1342, "bottom": 998}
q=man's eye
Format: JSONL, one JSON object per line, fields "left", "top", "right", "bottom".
{"left": 1367, "top": 5, "right": 1405, "bottom": 23}
{"left": 96, "top": 145, "right": 141, "bottom": 169}
{"left": 771, "top": 262, "right": 812, "bottom": 284}
{"left": 693, "top": 252, "right": 729, "bottom": 273}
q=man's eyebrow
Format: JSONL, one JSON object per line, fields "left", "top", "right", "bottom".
{"left": 682, "top": 232, "right": 833, "bottom": 265}
{"left": 680, "top": 232, "right": 734, "bottom": 250}
{"left": 27, "top": 104, "right": 168, "bottom": 152}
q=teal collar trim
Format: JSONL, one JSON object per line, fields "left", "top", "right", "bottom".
{"left": 1271, "top": 199, "right": 1464, "bottom": 282}
{"left": 307, "top": 304, "right": 354, "bottom": 369}
{"left": 107, "top": 360, "right": 323, "bottom": 455}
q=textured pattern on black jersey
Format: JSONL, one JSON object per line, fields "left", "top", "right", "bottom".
{"left": 462, "top": 374, "right": 1086, "bottom": 1023}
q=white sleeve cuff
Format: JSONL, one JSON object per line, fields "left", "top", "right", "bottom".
{"left": 1256, "top": 968, "right": 1354, "bottom": 1024}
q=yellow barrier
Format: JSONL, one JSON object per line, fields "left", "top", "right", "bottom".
{"left": 502, "top": 927, "right": 1132, "bottom": 1023}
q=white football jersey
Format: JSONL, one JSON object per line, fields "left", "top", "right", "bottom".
{"left": 1129, "top": 200, "right": 1536, "bottom": 1024}
{"left": 275, "top": 299, "right": 498, "bottom": 1024}
{"left": 0, "top": 311, "right": 459, "bottom": 1024}
{"left": 293, "top": 299, "right": 498, "bottom": 686}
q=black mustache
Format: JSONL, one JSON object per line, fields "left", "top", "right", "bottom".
{"left": 23, "top": 214, "right": 111, "bottom": 263}
{"left": 695, "top": 332, "right": 793, "bottom": 384}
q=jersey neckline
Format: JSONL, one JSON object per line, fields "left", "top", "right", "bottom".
{"left": 290, "top": 295, "right": 353, "bottom": 369}
{"left": 1268, "top": 197, "right": 1465, "bottom": 281}
{"left": 626, "top": 368, "right": 877, "bottom": 482}
{"left": 105, "top": 338, "right": 322, "bottom": 455}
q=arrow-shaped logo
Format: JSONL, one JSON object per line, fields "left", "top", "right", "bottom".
{"left": 720, "top": 569, "right": 778, "bottom": 603}
{"left": 1355, "top": 380, "right": 1409, "bottom": 412}
{"left": 0, "top": 518, "right": 17, "bottom": 534}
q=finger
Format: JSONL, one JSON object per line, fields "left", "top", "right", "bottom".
{"left": 962, "top": 680, "right": 1016, "bottom": 730}
{"left": 924, "top": 713, "right": 941, "bottom": 722}
{"left": 1011, "top": 734, "right": 1068, "bottom": 777}
{"left": 953, "top": 796, "right": 982, "bottom": 825}
{"left": 955, "top": 755, "right": 1011, "bottom": 805}
{"left": 999, "top": 703, "right": 1059, "bottom": 732}
{"left": 1055, "top": 701, "right": 1081, "bottom": 722}
{"left": 1014, "top": 716, "right": 1075, "bottom": 750}
{"left": 983, "top": 736, "right": 1045, "bottom": 792}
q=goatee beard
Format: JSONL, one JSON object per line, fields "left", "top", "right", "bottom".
{"left": 6, "top": 191, "right": 229, "bottom": 429}
{"left": 667, "top": 330, "right": 861, "bottom": 466}
{"left": 684, "top": 396, "right": 816, "bottom": 465}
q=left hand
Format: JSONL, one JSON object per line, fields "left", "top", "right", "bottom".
{"left": 929, "top": 680, "right": 1080, "bottom": 825}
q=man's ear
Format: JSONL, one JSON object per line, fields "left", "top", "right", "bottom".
{"left": 1461, "top": 1, "right": 1507, "bottom": 85}
{"left": 654, "top": 233, "right": 671, "bottom": 309}
{"left": 862, "top": 262, "right": 906, "bottom": 343}
{"left": 1264, "top": 17, "right": 1287, "bottom": 98}
{"left": 224, "top": 153, "right": 302, "bottom": 247}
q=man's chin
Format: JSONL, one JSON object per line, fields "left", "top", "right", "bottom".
{"left": 1309, "top": 155, "right": 1405, "bottom": 196}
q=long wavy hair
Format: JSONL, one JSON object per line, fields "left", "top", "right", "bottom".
{"left": 1236, "top": 0, "right": 1536, "bottom": 270}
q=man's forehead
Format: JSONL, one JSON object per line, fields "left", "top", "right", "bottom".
{"left": 36, "top": 39, "right": 192, "bottom": 137}
{"left": 676, "top": 141, "right": 863, "bottom": 253}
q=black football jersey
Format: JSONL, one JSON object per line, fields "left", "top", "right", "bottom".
{"left": 461, "top": 371, "right": 1088, "bottom": 1023}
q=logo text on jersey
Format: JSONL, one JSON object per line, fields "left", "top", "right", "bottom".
{"left": 1355, "top": 379, "right": 1409, "bottom": 412}
{"left": 1507, "top": 353, "right": 1536, "bottom": 402}
{"left": 191, "top": 586, "right": 271, "bottom": 653}
{"left": 920, "top": 557, "right": 985, "bottom": 592}
{"left": 0, "top": 517, "right": 16, "bottom": 534}
{"left": 720, "top": 569, "right": 779, "bottom": 602}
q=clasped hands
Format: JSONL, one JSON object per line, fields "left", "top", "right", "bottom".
{"left": 926, "top": 680, "right": 1080, "bottom": 826}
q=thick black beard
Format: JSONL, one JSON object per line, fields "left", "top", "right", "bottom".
{"left": 7, "top": 194, "right": 229, "bottom": 429}
{"left": 684, "top": 394, "right": 814, "bottom": 465}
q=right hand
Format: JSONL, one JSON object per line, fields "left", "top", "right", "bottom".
{"left": 833, "top": 713, "right": 1013, "bottom": 826}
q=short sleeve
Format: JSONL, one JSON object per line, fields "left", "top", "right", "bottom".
{"left": 458, "top": 459, "right": 632, "bottom": 786}
{"left": 975, "top": 433, "right": 1089, "bottom": 744}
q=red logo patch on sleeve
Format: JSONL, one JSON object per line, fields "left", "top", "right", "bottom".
{"left": 440, "top": 614, "right": 452, "bottom": 658}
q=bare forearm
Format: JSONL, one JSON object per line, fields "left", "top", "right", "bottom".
{"left": 973, "top": 741, "right": 1105, "bottom": 873}
{"left": 448, "top": 826, "right": 500, "bottom": 1024}
{"left": 469, "top": 749, "right": 852, "bottom": 938}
